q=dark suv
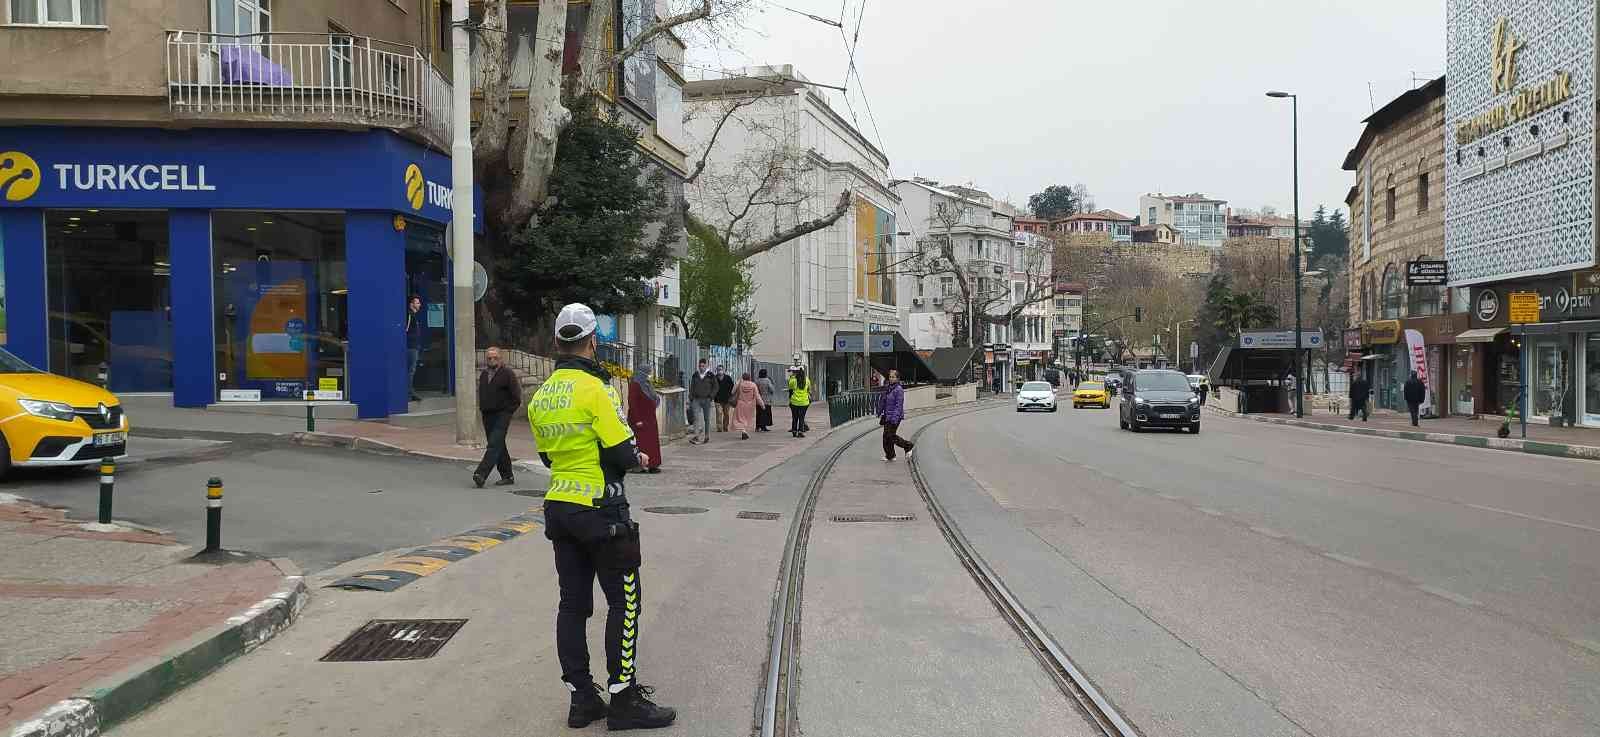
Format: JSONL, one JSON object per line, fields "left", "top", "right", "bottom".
{"left": 1119, "top": 369, "right": 1202, "bottom": 434}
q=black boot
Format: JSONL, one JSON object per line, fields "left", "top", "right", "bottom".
{"left": 568, "top": 682, "right": 608, "bottom": 728}
{"left": 606, "top": 684, "right": 676, "bottom": 730}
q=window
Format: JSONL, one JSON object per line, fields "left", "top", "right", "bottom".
{"left": 46, "top": 211, "right": 171, "bottom": 391}
{"left": 1380, "top": 265, "right": 1403, "bottom": 319}
{"left": 437, "top": 1, "right": 452, "bottom": 53}
{"left": 1417, "top": 172, "right": 1430, "bottom": 213}
{"left": 10, "top": 0, "right": 103, "bottom": 24}
{"left": 1014, "top": 282, "right": 1025, "bottom": 303}
{"left": 214, "top": 212, "right": 348, "bottom": 401}
{"left": 329, "top": 25, "right": 353, "bottom": 88}
{"left": 470, "top": 3, "right": 586, "bottom": 89}
{"left": 1386, "top": 186, "right": 1396, "bottom": 224}
{"left": 656, "top": 73, "right": 685, "bottom": 148}
{"left": 916, "top": 279, "right": 925, "bottom": 297}
{"left": 1054, "top": 298, "right": 1067, "bottom": 310}
{"left": 940, "top": 277, "right": 954, "bottom": 296}
{"left": 211, "top": 0, "right": 269, "bottom": 36}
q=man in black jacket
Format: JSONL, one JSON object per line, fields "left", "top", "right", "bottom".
{"left": 1404, "top": 371, "right": 1427, "bottom": 427}
{"left": 472, "top": 346, "right": 521, "bottom": 488}
{"left": 715, "top": 366, "right": 735, "bottom": 432}
{"left": 1348, "top": 374, "right": 1371, "bottom": 421}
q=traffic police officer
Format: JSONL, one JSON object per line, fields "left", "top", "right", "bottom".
{"left": 530, "top": 303, "right": 676, "bottom": 730}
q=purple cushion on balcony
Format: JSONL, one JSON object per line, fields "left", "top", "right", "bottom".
{"left": 219, "top": 44, "right": 292, "bottom": 86}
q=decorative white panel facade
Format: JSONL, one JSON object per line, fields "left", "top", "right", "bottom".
{"left": 1445, "top": 0, "right": 1597, "bottom": 286}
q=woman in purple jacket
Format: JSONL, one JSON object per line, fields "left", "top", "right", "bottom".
{"left": 877, "top": 369, "right": 915, "bottom": 461}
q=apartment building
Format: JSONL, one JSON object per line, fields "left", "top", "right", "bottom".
{"left": 682, "top": 65, "right": 899, "bottom": 393}
{"left": 1139, "top": 192, "right": 1229, "bottom": 248}
{"left": 1054, "top": 209, "right": 1134, "bottom": 242}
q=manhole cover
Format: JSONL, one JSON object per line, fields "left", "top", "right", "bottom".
{"left": 643, "top": 506, "right": 709, "bottom": 515}
{"left": 737, "top": 511, "right": 781, "bottom": 520}
{"left": 508, "top": 489, "right": 545, "bottom": 497}
{"left": 320, "top": 619, "right": 467, "bottom": 662}
{"left": 830, "top": 513, "right": 916, "bottom": 523}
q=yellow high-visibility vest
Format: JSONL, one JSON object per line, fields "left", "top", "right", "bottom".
{"left": 528, "top": 368, "right": 632, "bottom": 507}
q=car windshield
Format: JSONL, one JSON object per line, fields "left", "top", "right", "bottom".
{"left": 1079, "top": 382, "right": 1103, "bottom": 390}
{"left": 1022, "top": 382, "right": 1051, "bottom": 392}
{"left": 0, "top": 347, "right": 40, "bottom": 374}
{"left": 1136, "top": 373, "right": 1191, "bottom": 391}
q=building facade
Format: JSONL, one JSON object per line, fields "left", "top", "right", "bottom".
{"left": 1055, "top": 210, "right": 1134, "bottom": 242}
{"left": 892, "top": 178, "right": 1021, "bottom": 388}
{"left": 1010, "top": 230, "right": 1054, "bottom": 381}
{"left": 1139, "top": 193, "right": 1229, "bottom": 248}
{"left": 0, "top": 0, "right": 478, "bottom": 419}
{"left": 1227, "top": 215, "right": 1299, "bottom": 240}
{"left": 1342, "top": 77, "right": 1457, "bottom": 414}
{"left": 1444, "top": 1, "right": 1600, "bottom": 429}
{"left": 1051, "top": 282, "right": 1084, "bottom": 363}
{"left": 683, "top": 65, "right": 900, "bottom": 394}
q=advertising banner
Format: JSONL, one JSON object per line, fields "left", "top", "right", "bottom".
{"left": 1405, "top": 328, "right": 1433, "bottom": 415}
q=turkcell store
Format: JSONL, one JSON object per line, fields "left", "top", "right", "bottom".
{"left": 0, "top": 127, "right": 479, "bottom": 419}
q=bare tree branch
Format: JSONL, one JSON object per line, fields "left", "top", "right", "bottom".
{"left": 685, "top": 91, "right": 767, "bottom": 184}
{"left": 730, "top": 189, "right": 853, "bottom": 261}
{"left": 616, "top": 0, "right": 711, "bottom": 61}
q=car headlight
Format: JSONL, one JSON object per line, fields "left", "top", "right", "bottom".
{"left": 1134, "top": 396, "right": 1149, "bottom": 405}
{"left": 1188, "top": 396, "right": 1200, "bottom": 404}
{"left": 19, "top": 398, "right": 77, "bottom": 421}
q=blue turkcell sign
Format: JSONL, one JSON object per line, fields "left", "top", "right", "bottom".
{"left": 0, "top": 127, "right": 480, "bottom": 230}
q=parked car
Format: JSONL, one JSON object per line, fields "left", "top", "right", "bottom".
{"left": 0, "top": 347, "right": 128, "bottom": 475}
{"left": 1119, "top": 369, "right": 1201, "bottom": 434}
{"left": 1015, "top": 381, "right": 1057, "bottom": 412}
{"left": 1072, "top": 381, "right": 1110, "bottom": 409}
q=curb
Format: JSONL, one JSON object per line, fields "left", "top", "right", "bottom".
{"left": 1208, "top": 405, "right": 1600, "bottom": 462}
{"left": 289, "top": 432, "right": 551, "bottom": 477}
{"left": 7, "top": 560, "right": 311, "bottom": 737}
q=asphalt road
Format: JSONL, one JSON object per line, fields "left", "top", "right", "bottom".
{"left": 916, "top": 401, "right": 1600, "bottom": 737}
{"left": 3, "top": 440, "right": 534, "bottom": 572}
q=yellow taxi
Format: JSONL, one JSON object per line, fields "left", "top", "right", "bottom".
{"left": 0, "top": 347, "right": 127, "bottom": 475}
{"left": 1072, "top": 381, "right": 1110, "bottom": 409}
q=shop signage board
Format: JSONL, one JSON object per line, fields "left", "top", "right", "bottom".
{"left": 1344, "top": 328, "right": 1364, "bottom": 349}
{"left": 834, "top": 334, "right": 894, "bottom": 353}
{"left": 219, "top": 389, "right": 261, "bottom": 402}
{"left": 1239, "top": 330, "right": 1324, "bottom": 349}
{"left": 1363, "top": 320, "right": 1402, "bottom": 345}
{"left": 1443, "top": 4, "right": 1597, "bottom": 286}
{"left": 1406, "top": 260, "right": 1449, "bottom": 285}
{"left": 1508, "top": 291, "right": 1542, "bottom": 323}
{"left": 1405, "top": 328, "right": 1434, "bottom": 415}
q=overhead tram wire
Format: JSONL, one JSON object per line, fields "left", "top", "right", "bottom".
{"left": 757, "top": 0, "right": 843, "bottom": 27}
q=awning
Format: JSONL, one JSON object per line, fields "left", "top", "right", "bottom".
{"left": 1456, "top": 327, "right": 1505, "bottom": 343}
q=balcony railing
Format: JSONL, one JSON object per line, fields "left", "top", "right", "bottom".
{"left": 165, "top": 31, "right": 451, "bottom": 150}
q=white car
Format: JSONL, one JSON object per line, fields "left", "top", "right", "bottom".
{"left": 1016, "top": 381, "right": 1057, "bottom": 412}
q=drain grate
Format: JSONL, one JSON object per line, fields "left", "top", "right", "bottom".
{"left": 830, "top": 513, "right": 916, "bottom": 523}
{"left": 737, "top": 511, "right": 781, "bottom": 520}
{"left": 508, "top": 489, "right": 545, "bottom": 497}
{"left": 320, "top": 619, "right": 467, "bottom": 662}
{"left": 643, "top": 506, "right": 709, "bottom": 515}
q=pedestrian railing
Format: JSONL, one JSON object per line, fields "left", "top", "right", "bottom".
{"left": 827, "top": 389, "right": 884, "bottom": 427}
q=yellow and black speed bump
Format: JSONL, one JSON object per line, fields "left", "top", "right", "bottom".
{"left": 330, "top": 511, "right": 545, "bottom": 592}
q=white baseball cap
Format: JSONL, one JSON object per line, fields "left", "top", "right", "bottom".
{"left": 554, "top": 303, "right": 598, "bottom": 342}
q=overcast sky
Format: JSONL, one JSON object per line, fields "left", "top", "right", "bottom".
{"left": 686, "top": 0, "right": 1446, "bottom": 223}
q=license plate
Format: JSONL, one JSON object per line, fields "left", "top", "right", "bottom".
{"left": 1159, "top": 413, "right": 1182, "bottom": 419}
{"left": 93, "top": 432, "right": 126, "bottom": 447}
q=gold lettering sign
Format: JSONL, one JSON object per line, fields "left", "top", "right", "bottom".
{"left": 1455, "top": 16, "right": 1572, "bottom": 146}
{"left": 1491, "top": 16, "right": 1523, "bottom": 94}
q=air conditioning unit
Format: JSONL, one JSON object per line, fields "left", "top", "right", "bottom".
{"left": 993, "top": 265, "right": 1004, "bottom": 274}
{"left": 932, "top": 296, "right": 945, "bottom": 306}
{"left": 912, "top": 296, "right": 925, "bottom": 305}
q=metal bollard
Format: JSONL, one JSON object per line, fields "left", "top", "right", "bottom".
{"left": 204, "top": 477, "right": 223, "bottom": 553}
{"left": 306, "top": 403, "right": 315, "bottom": 433}
{"left": 98, "top": 460, "right": 115, "bottom": 524}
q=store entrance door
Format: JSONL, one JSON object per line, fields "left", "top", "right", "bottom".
{"left": 1584, "top": 333, "right": 1600, "bottom": 427}
{"left": 404, "top": 223, "right": 451, "bottom": 399}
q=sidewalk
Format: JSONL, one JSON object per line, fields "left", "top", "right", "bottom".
{"left": 1, "top": 495, "right": 306, "bottom": 737}
{"left": 289, "top": 403, "right": 837, "bottom": 492}
{"left": 1210, "top": 404, "right": 1600, "bottom": 461}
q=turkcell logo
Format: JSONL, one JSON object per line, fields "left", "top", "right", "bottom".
{"left": 404, "top": 162, "right": 451, "bottom": 211}
{"left": 0, "top": 151, "right": 41, "bottom": 202}
{"left": 52, "top": 162, "right": 216, "bottom": 192}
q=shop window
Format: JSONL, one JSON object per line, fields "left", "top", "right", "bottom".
{"left": 46, "top": 211, "right": 172, "bottom": 391}
{"left": 214, "top": 212, "right": 346, "bottom": 400}
{"left": 1380, "top": 266, "right": 1403, "bottom": 319}
{"left": 1531, "top": 337, "right": 1570, "bottom": 419}
{"left": 1408, "top": 283, "right": 1443, "bottom": 317}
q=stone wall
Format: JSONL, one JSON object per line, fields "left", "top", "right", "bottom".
{"left": 1346, "top": 94, "right": 1446, "bottom": 325}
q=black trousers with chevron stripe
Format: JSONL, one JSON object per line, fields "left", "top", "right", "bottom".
{"left": 546, "top": 501, "right": 643, "bottom": 690}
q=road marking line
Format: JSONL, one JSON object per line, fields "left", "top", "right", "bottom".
{"left": 1322, "top": 552, "right": 1374, "bottom": 569}
{"left": 1462, "top": 503, "right": 1600, "bottom": 535}
{"left": 1416, "top": 584, "right": 1483, "bottom": 608}
{"left": 1248, "top": 525, "right": 1288, "bottom": 539}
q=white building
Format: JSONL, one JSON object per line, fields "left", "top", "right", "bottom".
{"left": 1009, "top": 230, "right": 1054, "bottom": 380}
{"left": 1139, "top": 192, "right": 1229, "bottom": 248}
{"left": 892, "top": 179, "right": 1054, "bottom": 389}
{"left": 1051, "top": 283, "right": 1085, "bottom": 361}
{"left": 682, "top": 65, "right": 901, "bottom": 393}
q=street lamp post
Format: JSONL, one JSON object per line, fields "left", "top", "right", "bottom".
{"left": 1267, "top": 90, "right": 1304, "bottom": 418}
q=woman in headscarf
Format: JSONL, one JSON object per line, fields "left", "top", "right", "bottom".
{"left": 627, "top": 370, "right": 663, "bottom": 473}
{"left": 733, "top": 372, "right": 764, "bottom": 440}
{"left": 755, "top": 369, "right": 775, "bottom": 432}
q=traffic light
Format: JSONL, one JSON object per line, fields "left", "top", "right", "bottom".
{"left": 1134, "top": 307, "right": 1143, "bottom": 323}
